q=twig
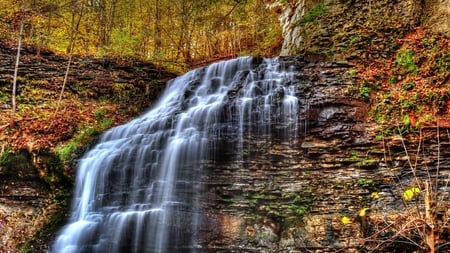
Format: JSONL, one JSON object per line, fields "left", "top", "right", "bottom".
{"left": 0, "top": 124, "right": 9, "bottom": 131}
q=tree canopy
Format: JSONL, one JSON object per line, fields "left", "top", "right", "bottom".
{"left": 0, "top": 0, "right": 282, "bottom": 72}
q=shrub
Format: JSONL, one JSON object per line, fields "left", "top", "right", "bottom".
{"left": 361, "top": 126, "right": 450, "bottom": 252}
{"left": 394, "top": 48, "right": 418, "bottom": 75}
{"left": 297, "top": 2, "right": 326, "bottom": 26}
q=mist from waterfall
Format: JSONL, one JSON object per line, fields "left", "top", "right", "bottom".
{"left": 52, "top": 57, "right": 299, "bottom": 253}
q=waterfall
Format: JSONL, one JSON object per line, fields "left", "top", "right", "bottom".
{"left": 52, "top": 57, "right": 299, "bottom": 253}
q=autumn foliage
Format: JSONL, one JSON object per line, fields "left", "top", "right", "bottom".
{"left": 354, "top": 27, "right": 450, "bottom": 128}
{"left": 0, "top": 0, "right": 282, "bottom": 72}
{"left": 0, "top": 41, "right": 176, "bottom": 152}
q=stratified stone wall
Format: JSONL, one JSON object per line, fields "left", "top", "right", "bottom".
{"left": 195, "top": 57, "right": 450, "bottom": 252}
{"left": 272, "top": 0, "right": 445, "bottom": 59}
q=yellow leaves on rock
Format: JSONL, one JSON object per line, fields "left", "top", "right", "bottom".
{"left": 340, "top": 208, "right": 370, "bottom": 226}
{"left": 371, "top": 192, "right": 379, "bottom": 199}
{"left": 403, "top": 187, "right": 421, "bottom": 201}
{"left": 358, "top": 208, "right": 370, "bottom": 217}
{"left": 341, "top": 216, "right": 352, "bottom": 225}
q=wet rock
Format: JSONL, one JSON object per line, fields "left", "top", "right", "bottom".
{"left": 196, "top": 57, "right": 450, "bottom": 252}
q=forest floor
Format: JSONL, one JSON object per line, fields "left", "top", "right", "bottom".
{"left": 352, "top": 27, "right": 450, "bottom": 129}
{"left": 0, "top": 39, "right": 176, "bottom": 151}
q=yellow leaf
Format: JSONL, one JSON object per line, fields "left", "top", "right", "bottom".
{"left": 358, "top": 208, "right": 370, "bottom": 217}
{"left": 403, "top": 187, "right": 421, "bottom": 201}
{"left": 371, "top": 192, "right": 379, "bottom": 199}
{"left": 341, "top": 216, "right": 352, "bottom": 225}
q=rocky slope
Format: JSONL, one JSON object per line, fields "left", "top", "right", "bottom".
{"left": 0, "top": 41, "right": 176, "bottom": 252}
{"left": 272, "top": 0, "right": 450, "bottom": 58}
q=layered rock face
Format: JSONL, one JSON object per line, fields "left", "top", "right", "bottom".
{"left": 2, "top": 0, "right": 449, "bottom": 250}
{"left": 194, "top": 57, "right": 450, "bottom": 252}
{"left": 274, "top": 0, "right": 449, "bottom": 58}
{"left": 193, "top": 1, "right": 450, "bottom": 250}
{"left": 189, "top": 2, "right": 450, "bottom": 249}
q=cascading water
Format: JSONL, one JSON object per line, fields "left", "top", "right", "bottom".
{"left": 52, "top": 56, "right": 299, "bottom": 253}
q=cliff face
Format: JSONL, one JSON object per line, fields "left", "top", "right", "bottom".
{"left": 188, "top": 1, "right": 450, "bottom": 251}
{"left": 274, "top": 0, "right": 450, "bottom": 58}
{"left": 193, "top": 57, "right": 450, "bottom": 252}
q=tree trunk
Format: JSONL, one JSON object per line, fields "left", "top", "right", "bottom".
{"left": 153, "top": 0, "right": 162, "bottom": 57}
{"left": 10, "top": 12, "right": 24, "bottom": 129}
{"left": 56, "top": 1, "right": 84, "bottom": 114}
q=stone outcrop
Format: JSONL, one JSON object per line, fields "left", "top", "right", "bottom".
{"left": 0, "top": 40, "right": 176, "bottom": 109}
{"left": 425, "top": 0, "right": 450, "bottom": 36}
{"left": 194, "top": 56, "right": 450, "bottom": 252}
{"left": 267, "top": 1, "right": 307, "bottom": 57}
{"left": 272, "top": 0, "right": 449, "bottom": 58}
{"left": 0, "top": 149, "right": 68, "bottom": 252}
